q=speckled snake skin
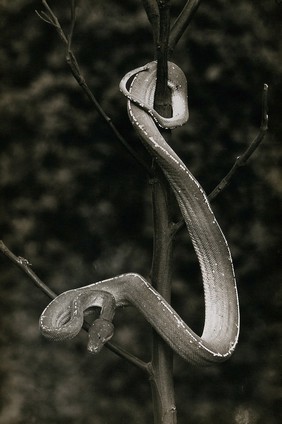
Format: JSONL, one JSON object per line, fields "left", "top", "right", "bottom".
{"left": 40, "top": 61, "right": 240, "bottom": 365}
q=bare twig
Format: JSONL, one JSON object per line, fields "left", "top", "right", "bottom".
{"left": 0, "top": 240, "right": 150, "bottom": 373}
{"left": 208, "top": 83, "right": 269, "bottom": 201}
{"left": 36, "top": 1, "right": 68, "bottom": 43}
{"left": 68, "top": 0, "right": 76, "bottom": 52}
{"left": 36, "top": 1, "right": 151, "bottom": 174}
{"left": 0, "top": 240, "right": 57, "bottom": 299}
{"left": 154, "top": 0, "right": 171, "bottom": 115}
{"left": 142, "top": 0, "right": 160, "bottom": 52}
{"left": 169, "top": 0, "right": 202, "bottom": 55}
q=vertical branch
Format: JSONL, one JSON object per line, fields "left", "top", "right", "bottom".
{"left": 154, "top": 0, "right": 171, "bottom": 117}
{"left": 150, "top": 174, "right": 177, "bottom": 424}
{"left": 142, "top": 0, "right": 160, "bottom": 52}
{"left": 148, "top": 2, "right": 177, "bottom": 423}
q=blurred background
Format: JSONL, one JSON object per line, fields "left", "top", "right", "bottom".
{"left": 0, "top": 1, "right": 281, "bottom": 423}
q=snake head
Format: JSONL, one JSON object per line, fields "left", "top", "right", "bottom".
{"left": 87, "top": 318, "right": 115, "bottom": 354}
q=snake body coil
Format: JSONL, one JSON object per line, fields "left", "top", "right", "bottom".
{"left": 40, "top": 61, "right": 240, "bottom": 366}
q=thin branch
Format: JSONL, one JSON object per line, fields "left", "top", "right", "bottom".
{"left": 172, "top": 83, "right": 269, "bottom": 235}
{"left": 142, "top": 0, "right": 160, "bottom": 52}
{"left": 36, "top": 1, "right": 151, "bottom": 174}
{"left": 208, "top": 83, "right": 269, "bottom": 202}
{"left": 0, "top": 240, "right": 57, "bottom": 299}
{"left": 35, "top": 10, "right": 55, "bottom": 25}
{"left": 169, "top": 0, "right": 202, "bottom": 56}
{"left": 36, "top": 1, "right": 68, "bottom": 43}
{"left": 0, "top": 240, "right": 150, "bottom": 373}
{"left": 154, "top": 0, "right": 171, "bottom": 116}
{"left": 68, "top": 0, "right": 76, "bottom": 53}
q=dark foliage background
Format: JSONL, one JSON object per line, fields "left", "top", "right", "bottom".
{"left": 0, "top": 1, "right": 281, "bottom": 423}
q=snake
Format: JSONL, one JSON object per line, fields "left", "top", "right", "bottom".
{"left": 39, "top": 61, "right": 240, "bottom": 366}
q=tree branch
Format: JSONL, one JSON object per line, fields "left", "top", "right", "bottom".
{"left": 154, "top": 0, "right": 171, "bottom": 116}
{"left": 36, "top": 1, "right": 151, "bottom": 174}
{"left": 169, "top": 0, "right": 202, "bottom": 56}
{"left": 142, "top": 0, "right": 160, "bottom": 52}
{"left": 149, "top": 174, "right": 177, "bottom": 424}
{"left": 208, "top": 83, "right": 269, "bottom": 201}
{"left": 145, "top": 2, "right": 177, "bottom": 423}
